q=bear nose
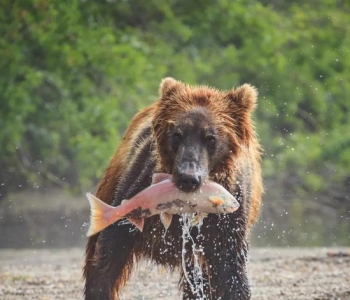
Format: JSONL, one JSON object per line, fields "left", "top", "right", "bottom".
{"left": 178, "top": 173, "right": 201, "bottom": 192}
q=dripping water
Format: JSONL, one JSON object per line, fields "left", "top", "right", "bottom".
{"left": 181, "top": 213, "right": 207, "bottom": 300}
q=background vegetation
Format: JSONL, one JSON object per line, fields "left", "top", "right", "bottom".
{"left": 1, "top": 0, "right": 349, "bottom": 246}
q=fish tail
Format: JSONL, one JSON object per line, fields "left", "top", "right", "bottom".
{"left": 86, "top": 193, "right": 120, "bottom": 237}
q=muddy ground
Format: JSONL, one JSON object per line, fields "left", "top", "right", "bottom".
{"left": 0, "top": 247, "right": 349, "bottom": 300}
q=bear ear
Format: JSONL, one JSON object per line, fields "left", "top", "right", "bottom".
{"left": 159, "top": 77, "right": 182, "bottom": 98}
{"left": 227, "top": 84, "right": 258, "bottom": 113}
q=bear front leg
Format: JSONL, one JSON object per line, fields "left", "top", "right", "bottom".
{"left": 204, "top": 217, "right": 251, "bottom": 300}
{"left": 181, "top": 243, "right": 250, "bottom": 300}
{"left": 180, "top": 254, "right": 211, "bottom": 300}
{"left": 84, "top": 223, "right": 137, "bottom": 300}
{"left": 206, "top": 243, "right": 250, "bottom": 300}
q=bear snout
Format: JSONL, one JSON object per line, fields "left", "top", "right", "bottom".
{"left": 173, "top": 161, "right": 203, "bottom": 192}
{"left": 177, "top": 172, "right": 201, "bottom": 192}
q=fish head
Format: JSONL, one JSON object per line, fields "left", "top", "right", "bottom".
{"left": 203, "top": 181, "right": 240, "bottom": 213}
{"left": 221, "top": 193, "right": 240, "bottom": 213}
{"left": 208, "top": 195, "right": 239, "bottom": 213}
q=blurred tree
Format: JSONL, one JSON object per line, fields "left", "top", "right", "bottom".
{"left": 0, "top": 0, "right": 349, "bottom": 244}
{"left": 0, "top": 0, "right": 168, "bottom": 195}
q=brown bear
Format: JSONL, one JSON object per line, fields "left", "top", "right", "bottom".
{"left": 83, "top": 78, "right": 263, "bottom": 300}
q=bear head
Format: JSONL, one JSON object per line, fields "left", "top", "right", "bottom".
{"left": 152, "top": 77, "right": 258, "bottom": 193}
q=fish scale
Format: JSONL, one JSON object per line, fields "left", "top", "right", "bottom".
{"left": 86, "top": 173, "right": 239, "bottom": 237}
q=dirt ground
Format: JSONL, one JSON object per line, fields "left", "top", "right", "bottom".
{"left": 0, "top": 247, "right": 349, "bottom": 300}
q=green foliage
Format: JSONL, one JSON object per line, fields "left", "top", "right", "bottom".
{"left": 1, "top": 0, "right": 349, "bottom": 244}
{"left": 0, "top": 0, "right": 168, "bottom": 192}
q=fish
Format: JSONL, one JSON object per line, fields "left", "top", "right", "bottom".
{"left": 86, "top": 173, "right": 239, "bottom": 237}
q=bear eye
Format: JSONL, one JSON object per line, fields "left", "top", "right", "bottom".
{"left": 172, "top": 131, "right": 182, "bottom": 150}
{"left": 206, "top": 135, "right": 216, "bottom": 150}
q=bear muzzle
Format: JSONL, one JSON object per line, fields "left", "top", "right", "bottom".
{"left": 173, "top": 161, "right": 203, "bottom": 192}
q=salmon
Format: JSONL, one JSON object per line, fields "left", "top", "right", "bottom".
{"left": 86, "top": 173, "right": 239, "bottom": 237}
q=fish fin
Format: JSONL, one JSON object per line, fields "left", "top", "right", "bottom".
{"left": 160, "top": 212, "right": 173, "bottom": 230}
{"left": 86, "top": 193, "right": 119, "bottom": 237}
{"left": 209, "top": 196, "right": 224, "bottom": 206}
{"left": 195, "top": 213, "right": 208, "bottom": 224}
{"left": 151, "top": 173, "right": 172, "bottom": 184}
{"left": 128, "top": 218, "right": 145, "bottom": 232}
{"left": 189, "top": 213, "right": 208, "bottom": 226}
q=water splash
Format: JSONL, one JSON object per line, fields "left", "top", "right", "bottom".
{"left": 181, "top": 213, "right": 207, "bottom": 300}
{"left": 118, "top": 219, "right": 137, "bottom": 232}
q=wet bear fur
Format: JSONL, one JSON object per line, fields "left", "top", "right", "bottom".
{"left": 83, "top": 78, "right": 263, "bottom": 300}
